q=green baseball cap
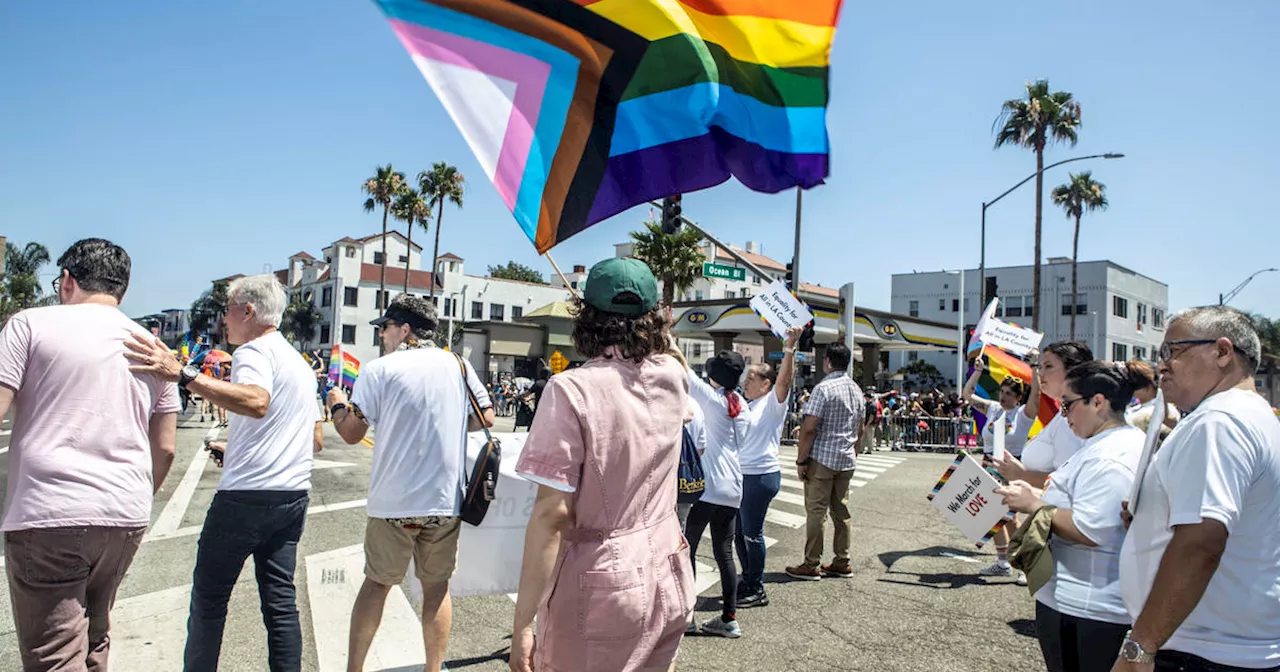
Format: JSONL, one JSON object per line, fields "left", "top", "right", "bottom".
{"left": 583, "top": 258, "right": 658, "bottom": 316}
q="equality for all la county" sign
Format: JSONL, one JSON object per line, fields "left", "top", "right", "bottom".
{"left": 927, "top": 453, "right": 1015, "bottom": 547}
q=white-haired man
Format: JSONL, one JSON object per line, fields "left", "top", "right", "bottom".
{"left": 1114, "top": 306, "right": 1280, "bottom": 672}
{"left": 327, "top": 294, "right": 493, "bottom": 672}
{"left": 127, "top": 273, "right": 323, "bottom": 672}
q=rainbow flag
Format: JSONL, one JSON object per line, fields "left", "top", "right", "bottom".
{"left": 328, "top": 347, "right": 361, "bottom": 388}
{"left": 971, "top": 346, "right": 1058, "bottom": 441}
{"left": 373, "top": 0, "right": 842, "bottom": 253}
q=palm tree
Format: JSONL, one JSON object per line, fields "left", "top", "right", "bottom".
{"left": 282, "top": 294, "right": 324, "bottom": 351}
{"left": 629, "top": 221, "right": 705, "bottom": 306}
{"left": 0, "top": 241, "right": 51, "bottom": 324}
{"left": 994, "top": 80, "right": 1082, "bottom": 331}
{"left": 362, "top": 164, "right": 408, "bottom": 311}
{"left": 418, "top": 162, "right": 465, "bottom": 298}
{"left": 392, "top": 188, "right": 432, "bottom": 295}
{"left": 1051, "top": 171, "right": 1108, "bottom": 340}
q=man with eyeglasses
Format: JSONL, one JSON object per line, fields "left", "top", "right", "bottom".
{"left": 0, "top": 239, "right": 179, "bottom": 671}
{"left": 1114, "top": 306, "right": 1280, "bottom": 672}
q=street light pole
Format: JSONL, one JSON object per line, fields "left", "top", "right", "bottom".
{"left": 978, "top": 152, "right": 1124, "bottom": 305}
{"left": 1219, "top": 268, "right": 1278, "bottom": 306}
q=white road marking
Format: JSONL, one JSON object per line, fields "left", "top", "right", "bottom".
{"left": 853, "top": 465, "right": 889, "bottom": 475}
{"left": 764, "top": 508, "right": 806, "bottom": 529}
{"left": 940, "top": 552, "right": 985, "bottom": 564}
{"left": 312, "top": 458, "right": 357, "bottom": 471}
{"left": 773, "top": 490, "right": 805, "bottom": 506}
{"left": 306, "top": 544, "right": 431, "bottom": 672}
{"left": 147, "top": 447, "right": 209, "bottom": 540}
{"left": 307, "top": 499, "right": 368, "bottom": 515}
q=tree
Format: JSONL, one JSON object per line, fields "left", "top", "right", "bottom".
{"left": 1051, "top": 171, "right": 1108, "bottom": 340}
{"left": 898, "top": 360, "right": 943, "bottom": 377}
{"left": 0, "top": 241, "right": 52, "bottom": 325}
{"left": 1249, "top": 313, "right": 1280, "bottom": 370}
{"left": 487, "top": 261, "right": 547, "bottom": 285}
{"left": 629, "top": 221, "right": 705, "bottom": 306}
{"left": 189, "top": 280, "right": 230, "bottom": 335}
{"left": 392, "top": 188, "right": 432, "bottom": 295}
{"left": 418, "top": 162, "right": 465, "bottom": 298}
{"left": 281, "top": 294, "right": 323, "bottom": 351}
{"left": 362, "top": 164, "right": 408, "bottom": 315}
{"left": 994, "top": 80, "right": 1082, "bottom": 331}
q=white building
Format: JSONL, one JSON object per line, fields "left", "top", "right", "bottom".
{"left": 889, "top": 258, "right": 1170, "bottom": 387}
{"left": 216, "top": 230, "right": 573, "bottom": 369}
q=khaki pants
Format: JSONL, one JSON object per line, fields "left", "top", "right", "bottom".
{"left": 4, "top": 526, "right": 146, "bottom": 672}
{"left": 802, "top": 461, "right": 855, "bottom": 568}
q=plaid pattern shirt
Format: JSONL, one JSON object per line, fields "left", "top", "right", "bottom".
{"left": 802, "top": 371, "right": 865, "bottom": 471}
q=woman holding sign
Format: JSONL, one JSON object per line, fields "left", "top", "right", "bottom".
{"left": 993, "top": 341, "right": 1092, "bottom": 488}
{"left": 962, "top": 356, "right": 1032, "bottom": 579}
{"left": 996, "top": 362, "right": 1149, "bottom": 672}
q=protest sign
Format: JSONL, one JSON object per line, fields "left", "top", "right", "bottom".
{"left": 980, "top": 318, "right": 1044, "bottom": 357}
{"left": 1127, "top": 390, "right": 1167, "bottom": 515}
{"left": 749, "top": 279, "right": 815, "bottom": 338}
{"left": 968, "top": 298, "right": 1000, "bottom": 353}
{"left": 991, "top": 411, "right": 1006, "bottom": 461}
{"left": 927, "top": 453, "right": 1014, "bottom": 547}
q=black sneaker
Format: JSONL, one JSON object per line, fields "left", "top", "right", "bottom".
{"left": 738, "top": 589, "right": 769, "bottom": 608}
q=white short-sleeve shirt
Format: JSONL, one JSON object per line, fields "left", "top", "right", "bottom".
{"left": 351, "top": 347, "right": 491, "bottom": 517}
{"left": 1035, "top": 425, "right": 1144, "bottom": 624}
{"left": 740, "top": 392, "right": 788, "bottom": 476}
{"left": 1120, "top": 388, "right": 1280, "bottom": 669}
{"left": 981, "top": 400, "right": 1032, "bottom": 458}
{"left": 221, "top": 331, "right": 320, "bottom": 492}
{"left": 1020, "top": 413, "right": 1084, "bottom": 474}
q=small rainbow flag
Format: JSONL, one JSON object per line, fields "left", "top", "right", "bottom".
{"left": 971, "top": 346, "right": 1058, "bottom": 441}
{"left": 328, "top": 346, "right": 361, "bottom": 389}
{"left": 372, "top": 0, "right": 842, "bottom": 253}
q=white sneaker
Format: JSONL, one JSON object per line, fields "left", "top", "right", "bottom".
{"left": 1016, "top": 571, "right": 1028, "bottom": 586}
{"left": 978, "top": 561, "right": 1013, "bottom": 577}
{"left": 700, "top": 617, "right": 742, "bottom": 639}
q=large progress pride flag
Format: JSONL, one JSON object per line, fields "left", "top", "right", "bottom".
{"left": 972, "top": 346, "right": 1058, "bottom": 441}
{"left": 373, "top": 0, "right": 842, "bottom": 253}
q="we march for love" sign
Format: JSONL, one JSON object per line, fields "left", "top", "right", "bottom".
{"left": 927, "top": 453, "right": 1015, "bottom": 547}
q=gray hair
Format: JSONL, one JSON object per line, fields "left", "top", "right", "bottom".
{"left": 228, "top": 274, "right": 287, "bottom": 328}
{"left": 1168, "top": 305, "right": 1262, "bottom": 373}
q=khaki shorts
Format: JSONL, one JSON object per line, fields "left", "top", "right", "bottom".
{"left": 364, "top": 516, "right": 462, "bottom": 586}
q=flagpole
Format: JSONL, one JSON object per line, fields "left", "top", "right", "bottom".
{"left": 543, "top": 251, "right": 580, "bottom": 299}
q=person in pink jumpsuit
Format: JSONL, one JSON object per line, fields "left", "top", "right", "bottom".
{"left": 510, "top": 258, "right": 695, "bottom": 672}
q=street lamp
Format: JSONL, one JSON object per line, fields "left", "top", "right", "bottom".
{"left": 979, "top": 153, "right": 1125, "bottom": 304}
{"left": 946, "top": 269, "right": 965, "bottom": 390}
{"left": 1220, "top": 268, "right": 1278, "bottom": 306}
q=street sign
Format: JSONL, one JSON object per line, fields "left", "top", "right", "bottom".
{"left": 767, "top": 351, "right": 809, "bottom": 362}
{"left": 702, "top": 262, "right": 746, "bottom": 282}
{"left": 548, "top": 350, "right": 569, "bottom": 374}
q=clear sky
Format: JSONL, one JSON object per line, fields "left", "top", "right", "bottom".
{"left": 3, "top": 1, "right": 1277, "bottom": 318}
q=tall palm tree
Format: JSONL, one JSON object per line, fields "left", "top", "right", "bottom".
{"left": 0, "top": 241, "right": 51, "bottom": 324}
{"left": 418, "top": 162, "right": 465, "bottom": 298}
{"left": 1051, "top": 171, "right": 1108, "bottom": 340}
{"left": 362, "top": 164, "right": 408, "bottom": 311}
{"left": 629, "top": 221, "right": 705, "bottom": 306}
{"left": 994, "top": 80, "right": 1082, "bottom": 331}
{"left": 392, "top": 188, "right": 432, "bottom": 295}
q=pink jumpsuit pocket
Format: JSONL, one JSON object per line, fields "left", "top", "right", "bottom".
{"left": 576, "top": 567, "right": 648, "bottom": 641}
{"left": 661, "top": 543, "right": 695, "bottom": 624}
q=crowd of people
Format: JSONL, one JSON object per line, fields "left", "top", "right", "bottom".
{"left": 0, "top": 239, "right": 1277, "bottom": 672}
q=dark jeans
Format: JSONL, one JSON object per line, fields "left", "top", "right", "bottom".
{"left": 1157, "top": 650, "right": 1280, "bottom": 672}
{"left": 734, "top": 471, "right": 781, "bottom": 594}
{"left": 1035, "top": 601, "right": 1130, "bottom": 672}
{"left": 184, "top": 490, "right": 309, "bottom": 672}
{"left": 685, "top": 501, "right": 738, "bottom": 620}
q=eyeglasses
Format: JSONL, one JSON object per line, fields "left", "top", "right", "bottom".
{"left": 1157, "top": 339, "right": 1250, "bottom": 362}
{"left": 51, "top": 269, "right": 72, "bottom": 293}
{"left": 1059, "top": 396, "right": 1086, "bottom": 415}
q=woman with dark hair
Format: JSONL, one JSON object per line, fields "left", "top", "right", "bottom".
{"left": 995, "top": 341, "right": 1094, "bottom": 489}
{"left": 997, "top": 361, "right": 1150, "bottom": 672}
{"left": 510, "top": 258, "right": 694, "bottom": 672}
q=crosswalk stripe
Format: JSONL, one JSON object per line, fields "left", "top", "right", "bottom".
{"left": 853, "top": 465, "right": 889, "bottom": 474}
{"left": 859, "top": 457, "right": 906, "bottom": 467}
{"left": 306, "top": 544, "right": 431, "bottom": 672}
{"left": 312, "top": 458, "right": 358, "bottom": 471}
{"left": 765, "top": 508, "right": 806, "bottom": 528}
{"left": 773, "top": 490, "right": 804, "bottom": 507}
{"left": 147, "top": 448, "right": 209, "bottom": 540}
{"left": 780, "top": 478, "right": 866, "bottom": 493}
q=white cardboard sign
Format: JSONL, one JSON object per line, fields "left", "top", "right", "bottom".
{"left": 1127, "top": 390, "right": 1167, "bottom": 515}
{"left": 749, "top": 279, "right": 815, "bottom": 338}
{"left": 928, "top": 453, "right": 1013, "bottom": 546}
{"left": 980, "top": 318, "right": 1045, "bottom": 356}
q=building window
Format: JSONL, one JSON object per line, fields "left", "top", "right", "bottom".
{"left": 752, "top": 275, "right": 760, "bottom": 285}
{"left": 374, "top": 290, "right": 389, "bottom": 309}
{"left": 939, "top": 299, "right": 947, "bottom": 311}
{"left": 952, "top": 299, "right": 959, "bottom": 312}
{"left": 1061, "top": 293, "right": 1087, "bottom": 316}
{"left": 490, "top": 303, "right": 504, "bottom": 321}
{"left": 373, "top": 251, "right": 385, "bottom": 264}
{"left": 471, "top": 301, "right": 483, "bottom": 319}
{"left": 695, "top": 290, "right": 704, "bottom": 301}
{"left": 321, "top": 287, "right": 332, "bottom": 307}
{"left": 372, "top": 328, "right": 381, "bottom": 347}
{"left": 341, "top": 324, "right": 356, "bottom": 345}
{"left": 909, "top": 300, "right": 919, "bottom": 318}
{"left": 398, "top": 254, "right": 409, "bottom": 264}
{"left": 724, "top": 291, "right": 735, "bottom": 299}
{"left": 1137, "top": 303, "right": 1148, "bottom": 327}
{"left": 1113, "top": 296, "right": 1128, "bottom": 318}
{"left": 320, "top": 324, "right": 331, "bottom": 343}
{"left": 692, "top": 343, "right": 703, "bottom": 357}
{"left": 1024, "top": 298, "right": 1034, "bottom": 318}
{"left": 1113, "top": 342, "right": 1128, "bottom": 362}
{"left": 1134, "top": 346, "right": 1147, "bottom": 361}
{"left": 740, "top": 288, "right": 751, "bottom": 298}
{"left": 343, "top": 287, "right": 358, "bottom": 306}
{"left": 1153, "top": 308, "right": 1165, "bottom": 329}
{"left": 345, "top": 247, "right": 356, "bottom": 258}
{"left": 512, "top": 306, "right": 523, "bottom": 320}
{"left": 443, "top": 298, "right": 454, "bottom": 317}
{"left": 908, "top": 351, "right": 919, "bottom": 361}
{"left": 570, "top": 281, "right": 578, "bottom": 289}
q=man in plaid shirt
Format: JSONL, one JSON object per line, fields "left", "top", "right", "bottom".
{"left": 786, "top": 342, "right": 865, "bottom": 580}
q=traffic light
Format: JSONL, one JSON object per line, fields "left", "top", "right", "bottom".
{"left": 798, "top": 322, "right": 815, "bottom": 351}
{"left": 784, "top": 261, "right": 795, "bottom": 291}
{"left": 984, "top": 276, "right": 998, "bottom": 306}
{"left": 660, "top": 194, "right": 683, "bottom": 234}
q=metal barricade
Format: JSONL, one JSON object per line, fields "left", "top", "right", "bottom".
{"left": 883, "top": 415, "right": 976, "bottom": 453}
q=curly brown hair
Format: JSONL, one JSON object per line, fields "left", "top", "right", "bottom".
{"left": 571, "top": 298, "right": 671, "bottom": 363}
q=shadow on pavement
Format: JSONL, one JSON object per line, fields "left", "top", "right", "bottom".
{"left": 877, "top": 572, "right": 996, "bottom": 590}
{"left": 1008, "top": 618, "right": 1037, "bottom": 638}
{"left": 446, "top": 648, "right": 511, "bottom": 668}
{"left": 761, "top": 571, "right": 818, "bottom": 586}
{"left": 876, "top": 545, "right": 987, "bottom": 570}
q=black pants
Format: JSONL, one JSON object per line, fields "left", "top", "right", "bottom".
{"left": 184, "top": 490, "right": 309, "bottom": 672}
{"left": 1157, "top": 650, "right": 1280, "bottom": 672}
{"left": 684, "top": 501, "right": 738, "bottom": 619}
{"left": 1036, "top": 601, "right": 1130, "bottom": 672}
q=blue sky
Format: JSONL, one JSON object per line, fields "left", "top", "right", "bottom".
{"left": 3, "top": 1, "right": 1277, "bottom": 318}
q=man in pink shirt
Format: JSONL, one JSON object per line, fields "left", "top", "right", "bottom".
{"left": 0, "top": 238, "right": 179, "bottom": 671}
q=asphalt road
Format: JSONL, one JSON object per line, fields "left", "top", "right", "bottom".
{"left": 0, "top": 413, "right": 1046, "bottom": 671}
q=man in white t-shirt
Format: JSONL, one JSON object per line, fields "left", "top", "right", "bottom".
{"left": 0, "top": 239, "right": 178, "bottom": 671}
{"left": 1116, "top": 306, "right": 1280, "bottom": 672}
{"left": 327, "top": 295, "right": 493, "bottom": 672}
{"left": 128, "top": 273, "right": 323, "bottom": 672}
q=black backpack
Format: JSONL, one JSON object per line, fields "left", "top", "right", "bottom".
{"left": 676, "top": 425, "right": 706, "bottom": 504}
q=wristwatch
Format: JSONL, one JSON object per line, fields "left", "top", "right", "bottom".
{"left": 329, "top": 403, "right": 348, "bottom": 418}
{"left": 179, "top": 365, "right": 200, "bottom": 389}
{"left": 1120, "top": 631, "right": 1156, "bottom": 664}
